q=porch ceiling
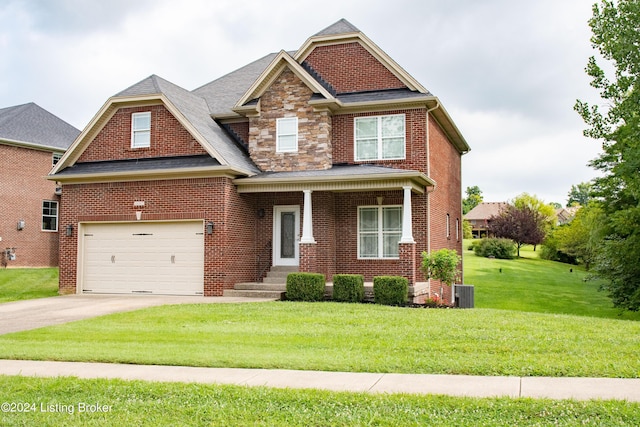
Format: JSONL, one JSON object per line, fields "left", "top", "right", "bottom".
{"left": 234, "top": 165, "right": 434, "bottom": 194}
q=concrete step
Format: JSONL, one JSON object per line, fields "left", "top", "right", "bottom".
{"left": 262, "top": 276, "right": 288, "bottom": 284}
{"left": 222, "top": 289, "right": 285, "bottom": 299}
{"left": 265, "top": 271, "right": 291, "bottom": 279}
{"left": 268, "top": 266, "right": 299, "bottom": 273}
{"left": 234, "top": 282, "right": 286, "bottom": 291}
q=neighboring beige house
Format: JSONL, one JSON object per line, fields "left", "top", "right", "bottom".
{"left": 464, "top": 202, "right": 507, "bottom": 238}
{"left": 556, "top": 206, "right": 581, "bottom": 225}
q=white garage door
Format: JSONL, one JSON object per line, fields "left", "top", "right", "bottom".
{"left": 81, "top": 221, "right": 204, "bottom": 295}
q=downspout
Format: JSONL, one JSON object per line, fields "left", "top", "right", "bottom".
{"left": 425, "top": 100, "right": 440, "bottom": 298}
{"left": 425, "top": 99, "right": 440, "bottom": 254}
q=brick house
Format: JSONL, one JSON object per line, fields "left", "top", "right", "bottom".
{"left": 464, "top": 202, "right": 507, "bottom": 238}
{"left": 50, "top": 20, "right": 470, "bottom": 303}
{"left": 0, "top": 103, "right": 79, "bottom": 267}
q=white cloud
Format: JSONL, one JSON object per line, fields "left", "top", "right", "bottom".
{"left": 0, "top": 0, "right": 605, "bottom": 204}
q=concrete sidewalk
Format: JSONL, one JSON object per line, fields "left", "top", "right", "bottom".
{"left": 1, "top": 359, "right": 639, "bottom": 402}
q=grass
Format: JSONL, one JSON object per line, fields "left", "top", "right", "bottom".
{"left": 463, "top": 241, "right": 640, "bottom": 321}
{"left": 0, "top": 268, "right": 58, "bottom": 303}
{"left": 1, "top": 302, "right": 639, "bottom": 378}
{"left": 1, "top": 376, "right": 639, "bottom": 427}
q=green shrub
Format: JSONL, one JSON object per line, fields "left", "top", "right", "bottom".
{"left": 373, "top": 276, "right": 408, "bottom": 306}
{"left": 332, "top": 274, "right": 365, "bottom": 303}
{"left": 473, "top": 238, "right": 516, "bottom": 259}
{"left": 286, "top": 273, "right": 326, "bottom": 301}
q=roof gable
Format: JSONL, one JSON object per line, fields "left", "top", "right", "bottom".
{"left": 52, "top": 75, "right": 258, "bottom": 176}
{"left": 0, "top": 102, "right": 79, "bottom": 151}
{"left": 294, "top": 20, "right": 428, "bottom": 94}
{"left": 233, "top": 51, "right": 337, "bottom": 113}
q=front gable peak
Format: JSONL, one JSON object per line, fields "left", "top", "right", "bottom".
{"left": 295, "top": 19, "right": 428, "bottom": 94}
{"left": 234, "top": 51, "right": 337, "bottom": 115}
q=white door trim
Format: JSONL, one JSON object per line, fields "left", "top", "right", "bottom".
{"left": 273, "top": 205, "right": 300, "bottom": 266}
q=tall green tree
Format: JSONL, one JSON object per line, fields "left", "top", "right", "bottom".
{"left": 567, "top": 182, "right": 594, "bottom": 207}
{"left": 462, "top": 186, "right": 483, "bottom": 214}
{"left": 574, "top": 0, "right": 640, "bottom": 310}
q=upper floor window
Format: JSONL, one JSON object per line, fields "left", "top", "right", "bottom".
{"left": 358, "top": 205, "right": 402, "bottom": 259}
{"left": 131, "top": 112, "right": 151, "bottom": 148}
{"left": 355, "top": 114, "right": 405, "bottom": 161}
{"left": 42, "top": 200, "right": 58, "bottom": 232}
{"left": 52, "top": 153, "right": 62, "bottom": 166}
{"left": 276, "top": 117, "right": 298, "bottom": 152}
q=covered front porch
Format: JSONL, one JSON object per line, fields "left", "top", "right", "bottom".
{"left": 232, "top": 164, "right": 434, "bottom": 300}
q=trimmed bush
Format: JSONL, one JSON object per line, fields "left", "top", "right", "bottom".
{"left": 286, "top": 273, "right": 326, "bottom": 302}
{"left": 373, "top": 276, "right": 408, "bottom": 306}
{"left": 473, "top": 238, "right": 516, "bottom": 259}
{"left": 332, "top": 274, "right": 364, "bottom": 303}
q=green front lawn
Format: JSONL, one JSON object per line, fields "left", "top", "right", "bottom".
{"left": 0, "top": 268, "right": 58, "bottom": 303}
{"left": 1, "top": 302, "right": 638, "bottom": 378}
{"left": 1, "top": 376, "right": 638, "bottom": 427}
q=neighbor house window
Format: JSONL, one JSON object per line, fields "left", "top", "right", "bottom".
{"left": 52, "top": 153, "right": 62, "bottom": 166}
{"left": 276, "top": 117, "right": 298, "bottom": 152}
{"left": 358, "top": 206, "right": 402, "bottom": 258}
{"left": 131, "top": 112, "right": 151, "bottom": 148}
{"left": 42, "top": 200, "right": 58, "bottom": 232}
{"left": 355, "top": 114, "right": 405, "bottom": 161}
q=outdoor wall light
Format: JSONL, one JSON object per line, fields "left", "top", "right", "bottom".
{"left": 17, "top": 220, "right": 25, "bottom": 231}
{"left": 206, "top": 222, "right": 214, "bottom": 235}
{"left": 66, "top": 224, "right": 74, "bottom": 237}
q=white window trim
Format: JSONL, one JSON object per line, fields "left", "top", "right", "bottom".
{"left": 357, "top": 205, "right": 402, "bottom": 259}
{"left": 42, "top": 200, "right": 58, "bottom": 232}
{"left": 131, "top": 112, "right": 151, "bottom": 149}
{"left": 446, "top": 214, "right": 451, "bottom": 239}
{"left": 354, "top": 113, "right": 406, "bottom": 161}
{"left": 276, "top": 117, "right": 298, "bottom": 153}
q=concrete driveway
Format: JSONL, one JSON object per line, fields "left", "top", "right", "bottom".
{"left": 0, "top": 294, "right": 275, "bottom": 335}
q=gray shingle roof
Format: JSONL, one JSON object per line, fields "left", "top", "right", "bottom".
{"left": 335, "top": 88, "right": 433, "bottom": 103}
{"left": 192, "top": 53, "right": 279, "bottom": 117}
{"left": 241, "top": 164, "right": 421, "bottom": 180}
{"left": 313, "top": 19, "right": 360, "bottom": 36}
{"left": 54, "top": 155, "right": 220, "bottom": 176}
{"left": 464, "top": 202, "right": 508, "bottom": 220}
{"left": 0, "top": 102, "right": 79, "bottom": 150}
{"left": 113, "top": 75, "right": 259, "bottom": 174}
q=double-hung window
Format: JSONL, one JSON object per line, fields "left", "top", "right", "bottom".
{"left": 131, "top": 112, "right": 151, "bottom": 148}
{"left": 358, "top": 206, "right": 402, "bottom": 258}
{"left": 355, "top": 114, "right": 405, "bottom": 161}
{"left": 42, "top": 200, "right": 58, "bottom": 232}
{"left": 276, "top": 117, "right": 298, "bottom": 152}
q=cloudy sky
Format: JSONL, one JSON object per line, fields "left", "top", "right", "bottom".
{"left": 1, "top": 0, "right": 605, "bottom": 205}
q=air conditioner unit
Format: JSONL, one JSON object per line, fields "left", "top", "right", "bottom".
{"left": 55, "top": 187, "right": 62, "bottom": 195}
{"left": 453, "top": 284, "right": 474, "bottom": 309}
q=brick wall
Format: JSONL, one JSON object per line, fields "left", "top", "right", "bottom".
{"left": 78, "top": 104, "right": 208, "bottom": 162}
{"left": 304, "top": 42, "right": 406, "bottom": 93}
{"left": 0, "top": 144, "right": 60, "bottom": 267}
{"left": 249, "top": 68, "right": 332, "bottom": 172}
{"left": 58, "top": 177, "right": 257, "bottom": 296}
{"left": 427, "top": 115, "right": 463, "bottom": 303}
{"left": 332, "top": 108, "right": 428, "bottom": 172}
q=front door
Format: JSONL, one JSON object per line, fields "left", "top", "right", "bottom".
{"left": 273, "top": 206, "right": 300, "bottom": 266}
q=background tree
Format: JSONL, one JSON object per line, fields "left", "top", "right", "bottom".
{"left": 512, "top": 193, "right": 557, "bottom": 250}
{"left": 488, "top": 204, "right": 546, "bottom": 257}
{"left": 462, "top": 186, "right": 483, "bottom": 215}
{"left": 567, "top": 182, "right": 594, "bottom": 207}
{"left": 574, "top": 0, "right": 640, "bottom": 310}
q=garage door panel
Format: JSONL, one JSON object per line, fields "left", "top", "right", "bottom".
{"left": 81, "top": 221, "right": 204, "bottom": 295}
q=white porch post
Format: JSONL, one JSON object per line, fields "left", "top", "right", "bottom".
{"left": 300, "top": 189, "right": 316, "bottom": 244}
{"left": 400, "top": 186, "right": 415, "bottom": 243}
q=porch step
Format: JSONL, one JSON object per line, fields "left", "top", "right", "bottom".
{"left": 223, "top": 288, "right": 286, "bottom": 299}
{"left": 234, "top": 282, "right": 286, "bottom": 291}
